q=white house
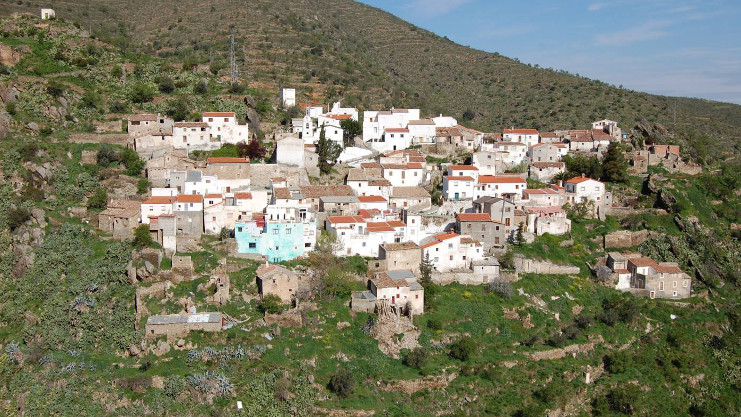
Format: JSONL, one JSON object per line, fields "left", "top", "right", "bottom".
{"left": 369, "top": 270, "right": 424, "bottom": 315}
{"left": 442, "top": 165, "right": 479, "bottom": 201}
{"left": 474, "top": 176, "right": 527, "bottom": 200}
{"left": 491, "top": 142, "right": 527, "bottom": 166}
{"left": 40, "top": 8, "right": 55, "bottom": 19}
{"left": 202, "top": 112, "right": 249, "bottom": 144}
{"left": 370, "top": 128, "right": 412, "bottom": 153}
{"left": 174, "top": 194, "right": 204, "bottom": 212}
{"left": 328, "top": 102, "right": 359, "bottom": 121}
{"left": 363, "top": 108, "right": 420, "bottom": 142}
{"left": 276, "top": 136, "right": 306, "bottom": 166}
{"left": 407, "top": 119, "right": 437, "bottom": 144}
{"left": 521, "top": 188, "right": 564, "bottom": 207}
{"left": 326, "top": 216, "right": 406, "bottom": 258}
{"left": 472, "top": 151, "right": 498, "bottom": 176}
{"left": 564, "top": 175, "right": 605, "bottom": 206}
{"left": 141, "top": 196, "right": 174, "bottom": 224}
{"left": 503, "top": 129, "right": 539, "bottom": 147}
{"left": 172, "top": 122, "right": 214, "bottom": 151}
{"left": 420, "top": 232, "right": 484, "bottom": 272}
{"left": 280, "top": 88, "right": 296, "bottom": 108}
{"left": 357, "top": 195, "right": 389, "bottom": 212}
{"left": 382, "top": 162, "right": 424, "bottom": 187}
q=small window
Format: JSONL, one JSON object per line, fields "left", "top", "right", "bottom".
{"left": 237, "top": 227, "right": 243, "bottom": 233}
{"left": 273, "top": 229, "right": 279, "bottom": 235}
{"left": 248, "top": 242, "right": 256, "bottom": 249}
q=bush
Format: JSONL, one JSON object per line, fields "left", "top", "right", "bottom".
{"left": 599, "top": 295, "right": 638, "bottom": 326}
{"left": 164, "top": 375, "right": 187, "bottom": 398}
{"left": 562, "top": 324, "right": 581, "bottom": 340}
{"left": 593, "top": 385, "right": 640, "bottom": 415}
{"left": 449, "top": 336, "right": 477, "bottom": 361}
{"left": 6, "top": 102, "right": 16, "bottom": 115}
{"left": 427, "top": 318, "right": 443, "bottom": 331}
{"left": 109, "top": 100, "right": 127, "bottom": 113}
{"left": 137, "top": 178, "right": 150, "bottom": 195}
{"left": 8, "top": 207, "right": 31, "bottom": 230}
{"left": 403, "top": 347, "right": 429, "bottom": 370}
{"left": 157, "top": 76, "right": 175, "bottom": 94}
{"left": 46, "top": 80, "right": 66, "bottom": 98}
{"left": 489, "top": 281, "right": 513, "bottom": 298}
{"left": 130, "top": 83, "right": 154, "bottom": 103}
{"left": 121, "top": 148, "right": 145, "bottom": 176}
{"left": 603, "top": 351, "right": 631, "bottom": 374}
{"left": 194, "top": 80, "right": 208, "bottom": 95}
{"left": 87, "top": 187, "right": 108, "bottom": 210}
{"left": 258, "top": 293, "right": 287, "bottom": 314}
{"left": 328, "top": 368, "right": 355, "bottom": 398}
{"left": 547, "top": 331, "right": 565, "bottom": 347}
{"left": 574, "top": 314, "right": 594, "bottom": 329}
{"left": 522, "top": 334, "right": 543, "bottom": 347}
{"left": 97, "top": 144, "right": 119, "bottom": 166}
{"left": 133, "top": 224, "right": 153, "bottom": 249}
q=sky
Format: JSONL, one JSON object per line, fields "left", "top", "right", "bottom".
{"left": 358, "top": 0, "right": 741, "bottom": 104}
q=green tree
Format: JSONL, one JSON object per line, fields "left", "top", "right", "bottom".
{"left": 133, "top": 224, "right": 153, "bottom": 249}
{"left": 87, "top": 187, "right": 108, "bottom": 210}
{"left": 157, "top": 76, "right": 175, "bottom": 94}
{"left": 137, "top": 178, "right": 150, "bottom": 195}
{"left": 211, "top": 144, "right": 239, "bottom": 158}
{"left": 165, "top": 96, "right": 190, "bottom": 121}
{"left": 449, "top": 336, "right": 477, "bottom": 361}
{"left": 515, "top": 222, "right": 525, "bottom": 246}
{"left": 258, "top": 293, "right": 287, "bottom": 314}
{"left": 323, "top": 267, "right": 355, "bottom": 299}
{"left": 129, "top": 83, "right": 154, "bottom": 103}
{"left": 340, "top": 119, "right": 362, "bottom": 147}
{"left": 328, "top": 368, "right": 355, "bottom": 398}
{"left": 419, "top": 252, "right": 433, "bottom": 287}
{"left": 601, "top": 142, "right": 629, "bottom": 183}
{"left": 121, "top": 148, "right": 145, "bottom": 176}
{"left": 316, "top": 126, "right": 342, "bottom": 175}
{"left": 403, "top": 347, "right": 429, "bottom": 370}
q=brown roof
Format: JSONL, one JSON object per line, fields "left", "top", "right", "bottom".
{"left": 532, "top": 162, "right": 565, "bottom": 168}
{"left": 448, "top": 165, "right": 478, "bottom": 171}
{"left": 273, "top": 187, "right": 291, "bottom": 200}
{"left": 328, "top": 215, "right": 366, "bottom": 224}
{"left": 361, "top": 162, "right": 382, "bottom": 169}
{"left": 129, "top": 114, "right": 157, "bottom": 122}
{"left": 385, "top": 128, "right": 409, "bottom": 133}
{"left": 372, "top": 271, "right": 412, "bottom": 289}
{"left": 504, "top": 129, "right": 539, "bottom": 135}
{"left": 591, "top": 129, "right": 613, "bottom": 140}
{"left": 382, "top": 242, "right": 420, "bottom": 251}
{"left": 628, "top": 258, "right": 659, "bottom": 268}
{"left": 176, "top": 194, "right": 203, "bottom": 203}
{"left": 383, "top": 162, "right": 423, "bottom": 170}
{"left": 368, "top": 178, "right": 393, "bottom": 186}
{"left": 460, "top": 237, "right": 482, "bottom": 245}
{"left": 142, "top": 196, "right": 174, "bottom": 205}
{"left": 407, "top": 119, "right": 435, "bottom": 125}
{"left": 357, "top": 195, "right": 387, "bottom": 203}
{"left": 655, "top": 264, "right": 684, "bottom": 274}
{"left": 566, "top": 176, "right": 601, "bottom": 185}
{"left": 391, "top": 187, "right": 431, "bottom": 198}
{"left": 235, "top": 192, "right": 252, "bottom": 199}
{"left": 445, "top": 176, "right": 475, "bottom": 181}
{"left": 347, "top": 168, "right": 367, "bottom": 182}
{"left": 456, "top": 213, "right": 494, "bottom": 222}
{"left": 100, "top": 200, "right": 140, "bottom": 218}
{"left": 300, "top": 185, "right": 355, "bottom": 198}
{"left": 478, "top": 175, "right": 526, "bottom": 184}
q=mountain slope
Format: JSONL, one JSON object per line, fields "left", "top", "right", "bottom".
{"left": 3, "top": 0, "right": 740, "bottom": 153}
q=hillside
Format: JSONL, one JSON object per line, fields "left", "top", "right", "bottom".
{"left": 2, "top": 0, "right": 741, "bottom": 156}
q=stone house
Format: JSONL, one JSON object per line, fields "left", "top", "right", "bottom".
{"left": 98, "top": 200, "right": 141, "bottom": 238}
{"left": 627, "top": 257, "right": 691, "bottom": 299}
{"left": 128, "top": 114, "right": 173, "bottom": 138}
{"left": 145, "top": 313, "right": 222, "bottom": 339}
{"left": 524, "top": 206, "right": 571, "bottom": 236}
{"left": 369, "top": 242, "right": 422, "bottom": 273}
{"left": 529, "top": 162, "right": 566, "bottom": 182}
{"left": 256, "top": 263, "right": 303, "bottom": 304}
{"left": 148, "top": 215, "right": 177, "bottom": 254}
{"left": 529, "top": 143, "right": 566, "bottom": 163}
{"left": 389, "top": 186, "right": 432, "bottom": 211}
{"left": 472, "top": 257, "right": 501, "bottom": 283}
{"left": 205, "top": 157, "right": 251, "bottom": 181}
{"left": 472, "top": 196, "right": 516, "bottom": 238}
{"left": 455, "top": 212, "right": 507, "bottom": 250}
{"left": 368, "top": 270, "right": 424, "bottom": 315}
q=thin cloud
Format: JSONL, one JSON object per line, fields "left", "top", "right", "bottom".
{"left": 596, "top": 21, "right": 669, "bottom": 46}
{"left": 588, "top": 3, "right": 607, "bottom": 12}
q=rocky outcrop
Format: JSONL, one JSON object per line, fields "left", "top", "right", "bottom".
{"left": 513, "top": 255, "right": 580, "bottom": 275}
{"left": 0, "top": 43, "right": 29, "bottom": 67}
{"left": 599, "top": 229, "right": 652, "bottom": 249}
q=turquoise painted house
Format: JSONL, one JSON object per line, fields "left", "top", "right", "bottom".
{"left": 235, "top": 217, "right": 316, "bottom": 262}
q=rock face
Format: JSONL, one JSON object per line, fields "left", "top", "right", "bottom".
{"left": 601, "top": 229, "right": 651, "bottom": 249}
{"left": 513, "top": 255, "right": 580, "bottom": 275}
{"left": 0, "top": 43, "right": 29, "bottom": 67}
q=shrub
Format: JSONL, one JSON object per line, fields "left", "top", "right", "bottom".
{"left": 489, "top": 281, "right": 513, "bottom": 298}
{"left": 87, "top": 187, "right": 108, "bottom": 210}
{"left": 562, "top": 324, "right": 581, "bottom": 340}
{"left": 328, "top": 368, "right": 355, "bottom": 398}
{"left": 97, "top": 144, "right": 118, "bottom": 166}
{"left": 449, "top": 336, "right": 477, "bottom": 361}
{"left": 157, "top": 76, "right": 175, "bottom": 94}
{"left": 427, "top": 318, "right": 443, "bottom": 331}
{"left": 8, "top": 207, "right": 31, "bottom": 230}
{"left": 164, "top": 375, "right": 187, "bottom": 398}
{"left": 130, "top": 83, "right": 154, "bottom": 103}
{"left": 258, "top": 294, "right": 287, "bottom": 314}
{"left": 403, "top": 347, "right": 429, "bottom": 370}
{"left": 603, "top": 351, "right": 631, "bottom": 374}
{"left": 522, "top": 334, "right": 543, "bottom": 347}
{"left": 121, "top": 148, "right": 145, "bottom": 176}
{"left": 46, "top": 80, "right": 66, "bottom": 98}
{"left": 133, "top": 224, "right": 153, "bottom": 249}
{"left": 194, "top": 80, "right": 208, "bottom": 94}
{"left": 137, "top": 178, "right": 150, "bottom": 195}
{"left": 575, "top": 314, "right": 594, "bottom": 329}
{"left": 6, "top": 102, "right": 16, "bottom": 115}
{"left": 109, "top": 100, "right": 127, "bottom": 113}
{"left": 547, "top": 331, "right": 565, "bottom": 347}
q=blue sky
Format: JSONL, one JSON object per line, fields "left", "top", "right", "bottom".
{"left": 358, "top": 0, "right": 741, "bottom": 104}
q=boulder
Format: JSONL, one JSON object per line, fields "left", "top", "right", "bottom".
{"left": 26, "top": 122, "right": 39, "bottom": 133}
{"left": 129, "top": 345, "right": 141, "bottom": 357}
{"left": 155, "top": 340, "right": 171, "bottom": 356}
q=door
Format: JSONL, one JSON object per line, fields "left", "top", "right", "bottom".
{"left": 454, "top": 192, "right": 459, "bottom": 200}
{"left": 650, "top": 291, "right": 655, "bottom": 299}
{"left": 391, "top": 296, "right": 395, "bottom": 305}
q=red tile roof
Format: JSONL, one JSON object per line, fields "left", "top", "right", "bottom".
{"left": 504, "top": 129, "right": 539, "bottom": 135}
{"left": 565, "top": 176, "right": 601, "bottom": 185}
{"left": 142, "top": 196, "right": 174, "bottom": 205}
{"left": 327, "top": 114, "right": 353, "bottom": 120}
{"left": 205, "top": 194, "right": 223, "bottom": 198}
{"left": 628, "top": 258, "right": 659, "bottom": 268}
{"left": 235, "top": 193, "right": 252, "bottom": 199}
{"left": 176, "top": 194, "right": 203, "bottom": 203}
{"left": 448, "top": 165, "right": 479, "bottom": 171}
{"left": 385, "top": 128, "right": 409, "bottom": 133}
{"left": 445, "top": 176, "right": 475, "bottom": 181}
{"left": 328, "top": 216, "right": 366, "bottom": 224}
{"left": 478, "top": 175, "right": 526, "bottom": 184}
{"left": 174, "top": 122, "right": 209, "bottom": 128}
{"left": 357, "top": 195, "right": 387, "bottom": 203}
{"left": 456, "top": 213, "right": 494, "bottom": 222}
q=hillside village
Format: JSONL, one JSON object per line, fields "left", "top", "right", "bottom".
{"left": 1, "top": 10, "right": 741, "bottom": 416}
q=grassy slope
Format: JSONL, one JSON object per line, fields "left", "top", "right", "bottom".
{"left": 1, "top": 0, "right": 740, "bottom": 153}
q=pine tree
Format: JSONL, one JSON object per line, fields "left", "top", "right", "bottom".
{"left": 419, "top": 252, "right": 433, "bottom": 287}
{"left": 317, "top": 125, "right": 342, "bottom": 175}
{"left": 515, "top": 222, "right": 525, "bottom": 246}
{"left": 601, "top": 142, "right": 629, "bottom": 183}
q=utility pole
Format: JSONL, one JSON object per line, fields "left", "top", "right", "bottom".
{"left": 230, "top": 28, "right": 239, "bottom": 86}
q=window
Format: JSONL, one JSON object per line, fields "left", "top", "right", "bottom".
{"left": 467, "top": 224, "right": 472, "bottom": 229}
{"left": 237, "top": 227, "right": 243, "bottom": 233}
{"left": 434, "top": 257, "right": 439, "bottom": 262}
{"left": 673, "top": 291, "right": 678, "bottom": 297}
{"left": 286, "top": 228, "right": 292, "bottom": 235}
{"left": 208, "top": 118, "right": 214, "bottom": 122}
{"left": 659, "top": 281, "right": 664, "bottom": 291}
{"left": 248, "top": 242, "right": 256, "bottom": 249}
{"left": 275, "top": 246, "right": 280, "bottom": 251}
{"left": 305, "top": 243, "right": 311, "bottom": 248}
{"left": 673, "top": 281, "right": 677, "bottom": 288}
{"left": 273, "top": 229, "right": 279, "bottom": 235}
{"left": 683, "top": 280, "right": 688, "bottom": 287}
{"left": 449, "top": 255, "right": 453, "bottom": 261}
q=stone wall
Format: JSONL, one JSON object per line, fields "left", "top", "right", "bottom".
{"left": 94, "top": 120, "right": 123, "bottom": 133}
{"left": 600, "top": 229, "right": 653, "bottom": 249}
{"left": 514, "top": 255, "right": 581, "bottom": 275}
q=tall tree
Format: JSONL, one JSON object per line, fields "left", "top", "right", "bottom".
{"left": 340, "top": 119, "right": 362, "bottom": 148}
{"left": 419, "top": 252, "right": 433, "bottom": 288}
{"left": 316, "top": 125, "right": 342, "bottom": 175}
{"left": 601, "top": 142, "right": 629, "bottom": 183}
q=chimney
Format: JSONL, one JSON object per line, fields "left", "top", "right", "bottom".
{"left": 581, "top": 173, "right": 586, "bottom": 178}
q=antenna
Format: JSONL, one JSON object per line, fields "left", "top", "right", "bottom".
{"left": 230, "top": 28, "right": 239, "bottom": 86}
